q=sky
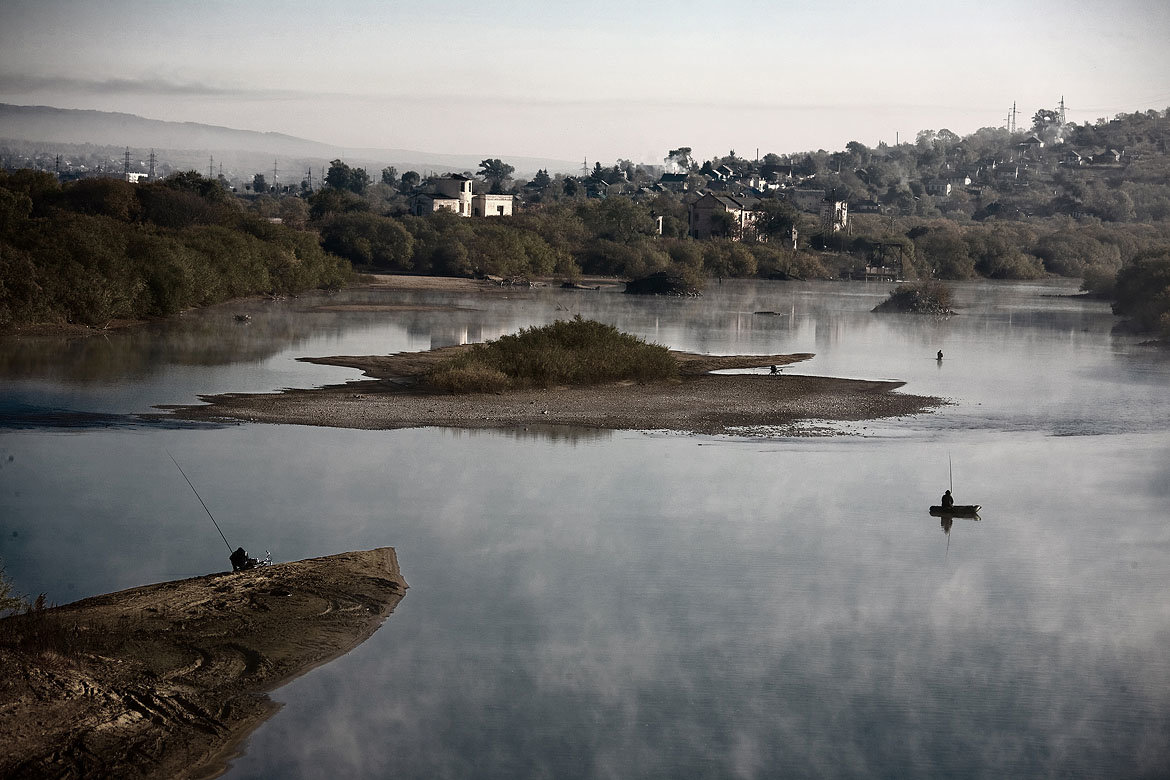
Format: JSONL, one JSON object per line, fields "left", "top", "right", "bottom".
{"left": 2, "top": 0, "right": 1169, "bottom": 166}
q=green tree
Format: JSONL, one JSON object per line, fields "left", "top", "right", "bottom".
{"left": 400, "top": 170, "right": 421, "bottom": 189}
{"left": 381, "top": 166, "right": 399, "bottom": 187}
{"left": 752, "top": 199, "right": 801, "bottom": 242}
{"left": 1112, "top": 246, "right": 1170, "bottom": 336}
{"left": 477, "top": 159, "right": 515, "bottom": 194}
{"left": 252, "top": 173, "right": 268, "bottom": 193}
{"left": 319, "top": 212, "right": 414, "bottom": 271}
{"left": 325, "top": 159, "right": 371, "bottom": 194}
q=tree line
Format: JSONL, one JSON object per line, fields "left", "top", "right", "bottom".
{"left": 4, "top": 107, "right": 1169, "bottom": 337}
{"left": 0, "top": 170, "right": 349, "bottom": 328}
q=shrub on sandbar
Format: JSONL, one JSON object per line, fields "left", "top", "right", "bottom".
{"left": 872, "top": 280, "right": 955, "bottom": 314}
{"left": 426, "top": 316, "right": 677, "bottom": 392}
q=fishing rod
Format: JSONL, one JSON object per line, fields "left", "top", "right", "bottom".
{"left": 168, "top": 451, "right": 234, "bottom": 554}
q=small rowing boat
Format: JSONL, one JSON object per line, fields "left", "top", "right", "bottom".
{"left": 929, "top": 505, "right": 980, "bottom": 517}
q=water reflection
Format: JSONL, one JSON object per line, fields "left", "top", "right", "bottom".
{"left": 2, "top": 280, "right": 1169, "bottom": 778}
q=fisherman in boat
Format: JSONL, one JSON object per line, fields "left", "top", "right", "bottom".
{"left": 941, "top": 489, "right": 954, "bottom": 509}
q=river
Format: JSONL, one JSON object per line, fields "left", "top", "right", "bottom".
{"left": 2, "top": 279, "right": 1168, "bottom": 778}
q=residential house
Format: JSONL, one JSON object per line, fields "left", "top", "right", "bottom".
{"left": 688, "top": 193, "right": 761, "bottom": 239}
{"left": 412, "top": 174, "right": 474, "bottom": 216}
{"left": 657, "top": 172, "right": 690, "bottom": 193}
{"left": 713, "top": 164, "right": 736, "bottom": 181}
{"left": 412, "top": 192, "right": 461, "bottom": 216}
{"left": 472, "top": 193, "right": 515, "bottom": 217}
{"left": 1090, "top": 148, "right": 1123, "bottom": 165}
{"left": 923, "top": 180, "right": 952, "bottom": 197}
{"left": 850, "top": 199, "right": 882, "bottom": 214}
{"left": 411, "top": 174, "right": 513, "bottom": 217}
{"left": 1018, "top": 135, "right": 1045, "bottom": 158}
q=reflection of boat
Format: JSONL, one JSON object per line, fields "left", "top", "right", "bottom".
{"left": 930, "top": 505, "right": 980, "bottom": 517}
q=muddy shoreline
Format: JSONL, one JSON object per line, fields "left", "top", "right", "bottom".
{"left": 0, "top": 549, "right": 407, "bottom": 780}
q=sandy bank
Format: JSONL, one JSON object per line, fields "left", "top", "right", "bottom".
{"left": 161, "top": 348, "right": 944, "bottom": 436}
{"left": 0, "top": 548, "right": 407, "bottom": 780}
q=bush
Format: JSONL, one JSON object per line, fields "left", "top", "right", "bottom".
{"left": 873, "top": 280, "right": 955, "bottom": 314}
{"left": 1112, "top": 246, "right": 1170, "bottom": 336}
{"left": 426, "top": 316, "right": 677, "bottom": 392}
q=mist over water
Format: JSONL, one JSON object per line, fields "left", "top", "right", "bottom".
{"left": 2, "top": 279, "right": 1168, "bottom": 778}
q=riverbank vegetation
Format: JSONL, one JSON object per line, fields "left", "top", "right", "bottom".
{"left": 0, "top": 170, "right": 350, "bottom": 328}
{"left": 426, "top": 317, "right": 677, "bottom": 393}
{"left": 3, "top": 109, "right": 1170, "bottom": 334}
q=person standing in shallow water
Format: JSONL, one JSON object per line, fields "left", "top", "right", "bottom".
{"left": 941, "top": 489, "right": 954, "bottom": 509}
{"left": 937, "top": 350, "right": 944, "bottom": 361}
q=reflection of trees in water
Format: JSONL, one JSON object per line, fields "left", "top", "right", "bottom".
{"left": 0, "top": 307, "right": 321, "bottom": 381}
{"left": 0, "top": 291, "right": 482, "bottom": 383}
{"left": 437, "top": 424, "right": 611, "bottom": 445}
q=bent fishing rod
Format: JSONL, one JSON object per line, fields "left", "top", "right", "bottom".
{"left": 167, "top": 451, "right": 234, "bottom": 554}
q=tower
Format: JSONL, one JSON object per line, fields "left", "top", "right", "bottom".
{"left": 148, "top": 149, "right": 156, "bottom": 180}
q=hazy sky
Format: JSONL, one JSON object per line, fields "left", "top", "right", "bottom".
{"left": 2, "top": 0, "right": 1169, "bottom": 164}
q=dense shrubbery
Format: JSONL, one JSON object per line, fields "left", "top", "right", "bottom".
{"left": 873, "top": 280, "right": 955, "bottom": 314}
{"left": 426, "top": 316, "right": 678, "bottom": 392}
{"left": 0, "top": 171, "right": 351, "bottom": 327}
{"left": 1110, "top": 247, "right": 1170, "bottom": 338}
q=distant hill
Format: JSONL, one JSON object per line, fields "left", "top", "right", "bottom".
{"left": 0, "top": 103, "right": 578, "bottom": 178}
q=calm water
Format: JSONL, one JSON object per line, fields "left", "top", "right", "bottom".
{"left": 2, "top": 279, "right": 1168, "bottom": 778}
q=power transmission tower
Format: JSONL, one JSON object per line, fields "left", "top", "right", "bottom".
{"left": 273, "top": 159, "right": 278, "bottom": 190}
{"left": 208, "top": 155, "right": 214, "bottom": 179}
{"left": 581, "top": 158, "right": 589, "bottom": 177}
{"left": 148, "top": 149, "right": 156, "bottom": 180}
{"left": 123, "top": 147, "right": 131, "bottom": 178}
{"left": 1011, "top": 101, "right": 1018, "bottom": 134}
{"left": 1059, "top": 96, "right": 1067, "bottom": 125}
{"left": 305, "top": 168, "right": 313, "bottom": 192}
